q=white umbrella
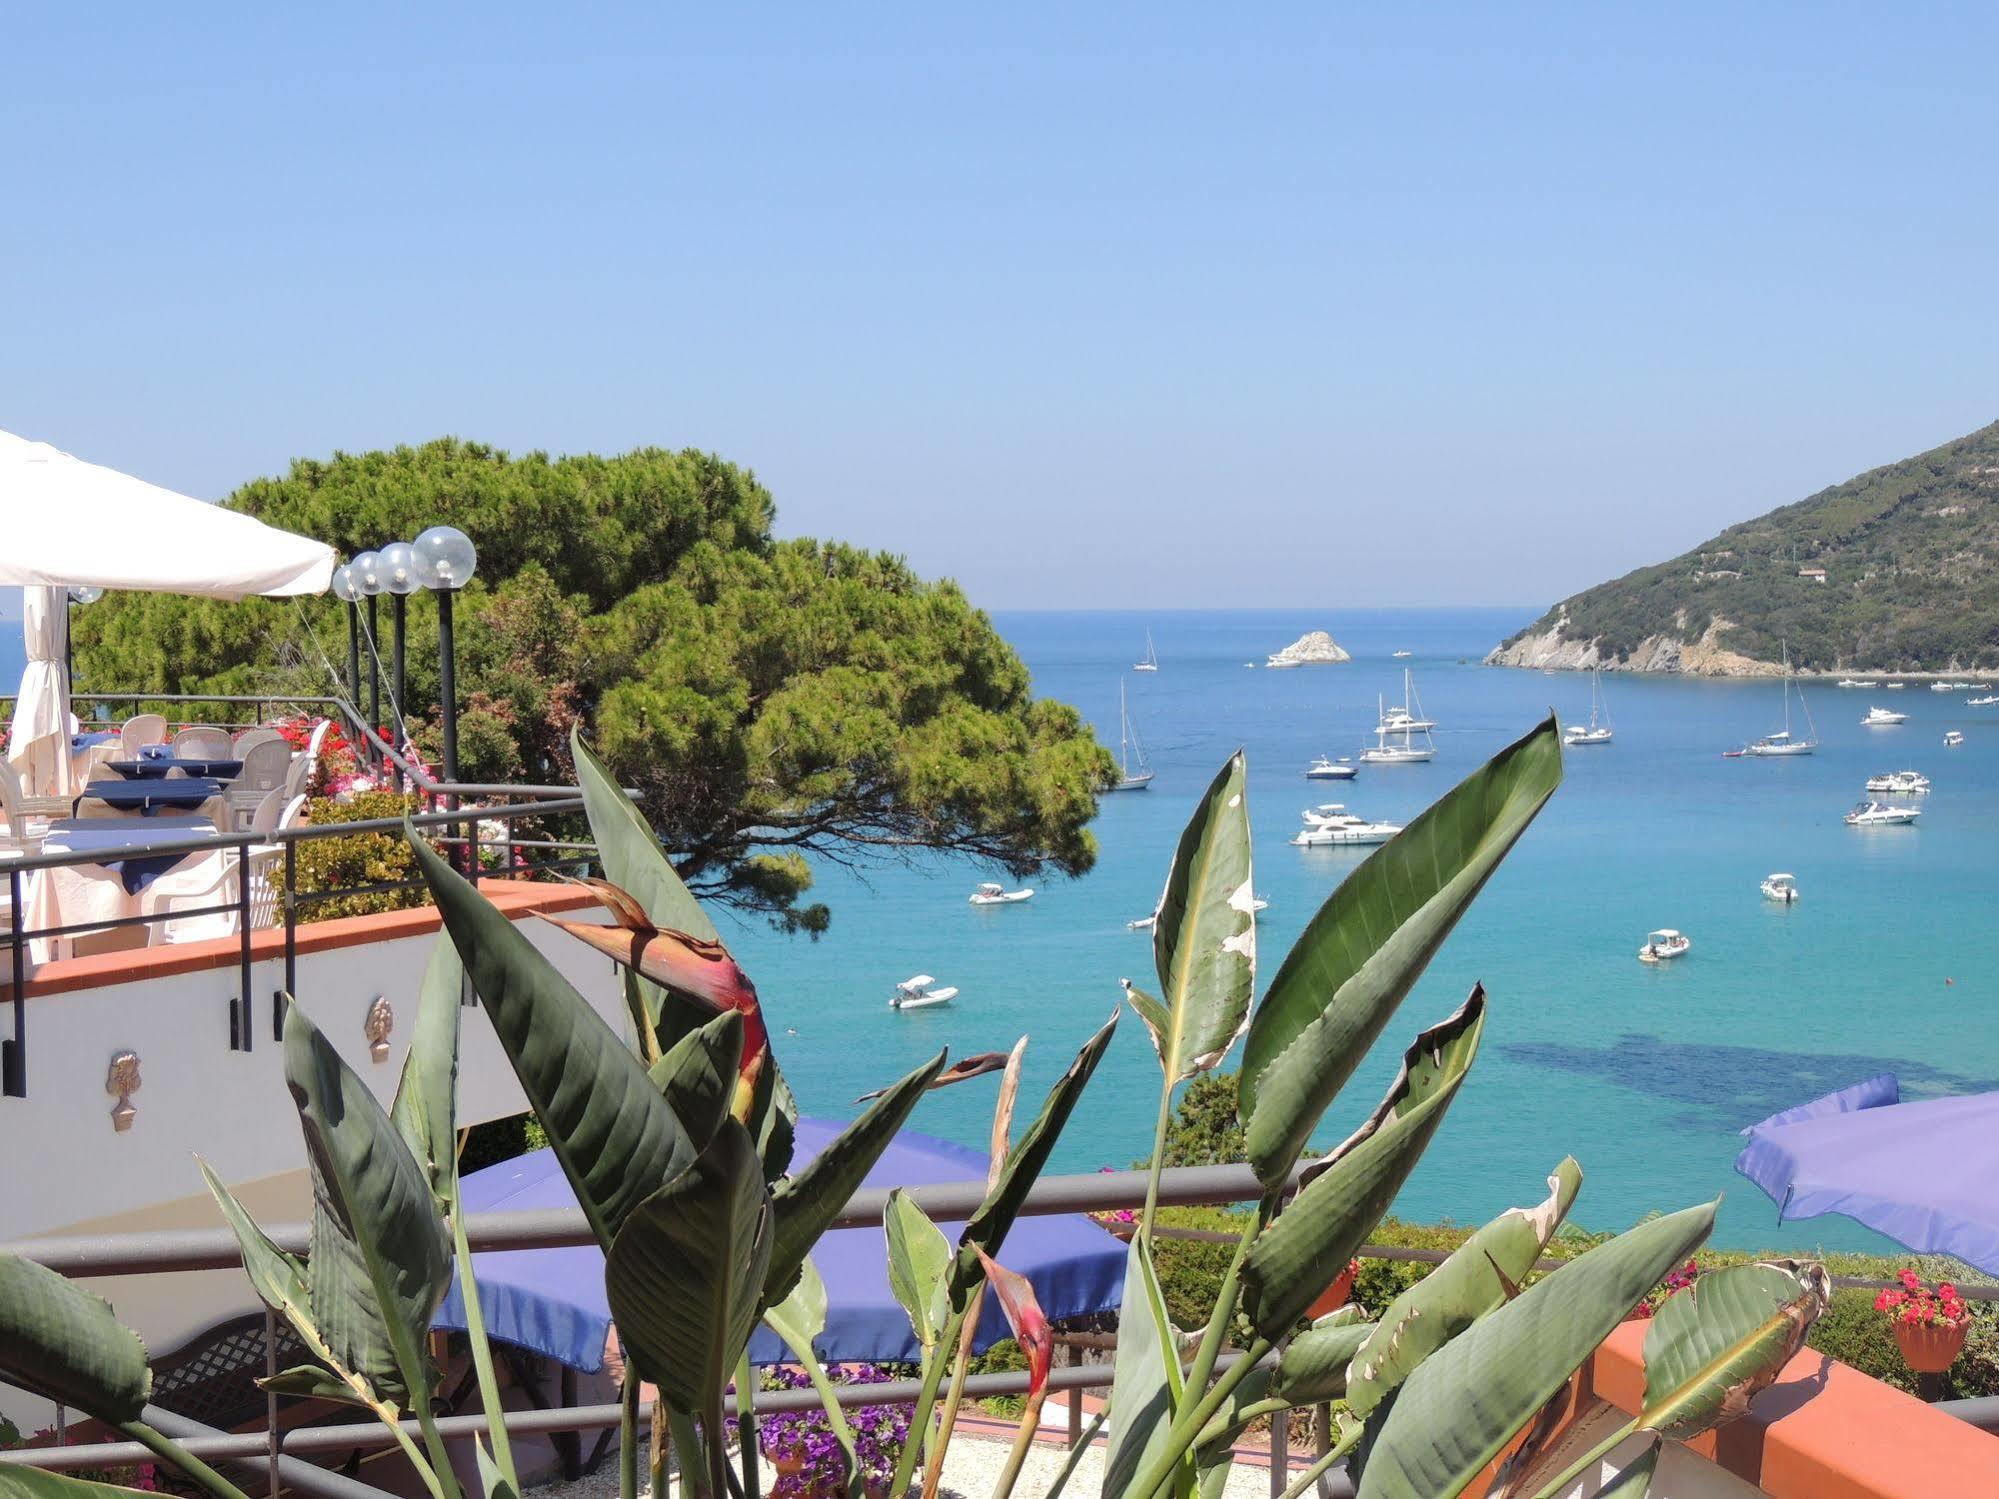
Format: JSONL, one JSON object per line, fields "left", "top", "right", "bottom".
{"left": 3, "top": 429, "right": 336, "bottom": 794}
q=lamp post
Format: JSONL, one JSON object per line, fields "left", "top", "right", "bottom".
{"left": 378, "top": 543, "right": 420, "bottom": 791}
{"left": 352, "top": 550, "right": 384, "bottom": 755}
{"left": 413, "top": 526, "right": 477, "bottom": 871}
{"left": 329, "top": 565, "right": 363, "bottom": 707}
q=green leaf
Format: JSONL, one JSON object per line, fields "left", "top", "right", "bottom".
{"left": 391, "top": 938, "right": 465, "bottom": 1207}
{"left": 1271, "top": 1317, "right": 1378, "bottom": 1405}
{"left": 759, "top": 1263, "right": 861, "bottom": 1494}
{"left": 571, "top": 728, "right": 718, "bottom": 941}
{"left": 1638, "top": 1262, "right": 1828, "bottom": 1440}
{"left": 755, "top": 1061, "right": 799, "bottom": 1182}
{"left": 0, "top": 1465, "right": 165, "bottom": 1499}
{"left": 648, "top": 1009, "right": 745, "bottom": 1148}
{"left": 1346, "top": 1158, "right": 1582, "bottom": 1418}
{"left": 1597, "top": 1445, "right": 1660, "bottom": 1497}
{"left": 765, "top": 1050, "right": 947, "bottom": 1306}
{"left": 473, "top": 1436, "right": 520, "bottom": 1499}
{"left": 259, "top": 1365, "right": 375, "bottom": 1408}
{"left": 1240, "top": 717, "right": 1562, "bottom": 1187}
{"left": 604, "top": 1120, "right": 773, "bottom": 1414}
{"left": 0, "top": 1253, "right": 151, "bottom": 1422}
{"left": 285, "top": 1003, "right": 451, "bottom": 1413}
{"left": 407, "top": 829, "right": 695, "bottom": 1252}
{"left": 954, "top": 1010, "right": 1120, "bottom": 1296}
{"left": 1103, "top": 1235, "right": 1188, "bottom": 1499}
{"left": 1242, "top": 991, "right": 1487, "bottom": 1340}
{"left": 1121, "top": 981, "right": 1172, "bottom": 1063}
{"left": 1353, "top": 1200, "right": 1718, "bottom": 1499}
{"left": 883, "top": 1189, "right": 953, "bottom": 1352}
{"left": 1149, "top": 751, "right": 1255, "bottom": 1080}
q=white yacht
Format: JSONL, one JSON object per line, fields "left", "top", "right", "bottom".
{"left": 1845, "top": 800, "right": 1921, "bottom": 827}
{"left": 1760, "top": 873, "right": 1800, "bottom": 904}
{"left": 1564, "top": 668, "right": 1614, "bottom": 746}
{"left": 1265, "top": 654, "right": 1302, "bottom": 669}
{"left": 1967, "top": 694, "right": 1999, "bottom": 707}
{"left": 1861, "top": 706, "right": 1908, "bottom": 726}
{"left": 890, "top": 974, "right": 959, "bottom": 1010}
{"left": 1392, "top": 649, "right": 1413, "bottom": 658}
{"left": 1864, "top": 770, "right": 1930, "bottom": 794}
{"left": 1109, "top": 679, "right": 1154, "bottom": 791}
{"left": 1360, "top": 669, "right": 1438, "bottom": 763}
{"left": 1931, "top": 680, "right": 1974, "bottom": 692}
{"left": 1305, "top": 754, "right": 1358, "bottom": 780}
{"left": 1637, "top": 929, "right": 1691, "bottom": 963}
{"left": 1835, "top": 679, "right": 1878, "bottom": 689}
{"left": 1885, "top": 680, "right": 1907, "bottom": 689}
{"left": 1729, "top": 644, "right": 1818, "bottom": 757}
{"left": 1133, "top": 629, "right": 1159, "bottom": 673}
{"left": 1292, "top": 804, "right": 1402, "bottom": 846}
{"left": 968, "top": 882, "right": 1033, "bottom": 906}
{"left": 1944, "top": 730, "right": 1966, "bottom": 747}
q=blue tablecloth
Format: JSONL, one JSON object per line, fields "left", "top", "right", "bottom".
{"left": 43, "top": 817, "right": 220, "bottom": 894}
{"left": 105, "top": 758, "right": 243, "bottom": 781}
{"left": 70, "top": 731, "right": 119, "bottom": 751}
{"left": 79, "top": 778, "right": 224, "bottom": 816}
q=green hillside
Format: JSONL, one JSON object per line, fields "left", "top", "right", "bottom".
{"left": 1496, "top": 419, "right": 1999, "bottom": 672}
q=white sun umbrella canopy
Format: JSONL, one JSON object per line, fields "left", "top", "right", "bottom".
{"left": 3, "top": 428, "right": 337, "bottom": 794}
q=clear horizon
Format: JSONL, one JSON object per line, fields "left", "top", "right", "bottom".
{"left": 6, "top": 5, "right": 1997, "bottom": 611}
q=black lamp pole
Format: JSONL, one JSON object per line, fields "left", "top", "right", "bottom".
{"left": 365, "top": 594, "right": 381, "bottom": 749}
{"left": 345, "top": 604, "right": 361, "bottom": 707}
{"left": 390, "top": 593, "right": 408, "bottom": 791}
{"left": 437, "top": 588, "right": 459, "bottom": 787}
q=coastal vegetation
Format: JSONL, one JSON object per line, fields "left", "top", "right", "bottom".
{"left": 70, "top": 439, "right": 1116, "bottom": 931}
{"left": 1492, "top": 418, "right": 1999, "bottom": 674}
{"left": 0, "top": 718, "right": 1848, "bottom": 1499}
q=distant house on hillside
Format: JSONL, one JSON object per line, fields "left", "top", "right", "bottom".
{"left": 1798, "top": 566, "right": 1828, "bottom": 583}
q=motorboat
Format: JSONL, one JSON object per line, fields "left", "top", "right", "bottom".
{"left": 1968, "top": 695, "right": 1999, "bottom": 707}
{"left": 1864, "top": 770, "right": 1930, "bottom": 794}
{"left": 1885, "top": 681, "right": 1906, "bottom": 689}
{"left": 1945, "top": 731, "right": 1966, "bottom": 747}
{"left": 1563, "top": 667, "right": 1613, "bottom": 746}
{"left": 1835, "top": 679, "right": 1877, "bottom": 688}
{"left": 1845, "top": 800, "right": 1920, "bottom": 827}
{"left": 1293, "top": 804, "right": 1402, "bottom": 846}
{"left": 1265, "top": 654, "right": 1302, "bottom": 669}
{"left": 1109, "top": 680, "right": 1154, "bottom": 791}
{"left": 1306, "top": 755, "right": 1358, "bottom": 780}
{"left": 1733, "top": 643, "right": 1818, "bottom": 756}
{"left": 1133, "top": 629, "right": 1159, "bottom": 673}
{"left": 1760, "top": 873, "right": 1799, "bottom": 904}
{"left": 1931, "top": 680, "right": 1976, "bottom": 692}
{"left": 969, "top": 882, "right": 1033, "bottom": 906}
{"left": 1127, "top": 913, "right": 1156, "bottom": 932}
{"left": 1860, "top": 706, "right": 1908, "bottom": 726}
{"left": 890, "top": 974, "right": 959, "bottom": 1010}
{"left": 1638, "top": 929, "right": 1691, "bottom": 963}
{"left": 1360, "top": 669, "right": 1437, "bottom": 764}
{"left": 1392, "top": 649, "right": 1413, "bottom": 658}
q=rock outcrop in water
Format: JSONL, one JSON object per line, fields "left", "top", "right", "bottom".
{"left": 1268, "top": 630, "right": 1351, "bottom": 665}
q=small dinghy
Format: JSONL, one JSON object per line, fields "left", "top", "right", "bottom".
{"left": 1760, "top": 873, "right": 1799, "bottom": 904}
{"left": 1638, "top": 929, "right": 1691, "bottom": 963}
{"left": 1945, "top": 730, "right": 1966, "bottom": 747}
{"left": 969, "top": 882, "right": 1034, "bottom": 906}
{"left": 890, "top": 975, "right": 959, "bottom": 1010}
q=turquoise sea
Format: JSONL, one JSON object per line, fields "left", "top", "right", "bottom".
{"left": 730, "top": 609, "right": 1999, "bottom": 1257}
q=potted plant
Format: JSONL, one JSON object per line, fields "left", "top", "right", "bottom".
{"left": 1876, "top": 1267, "right": 1971, "bottom": 1373}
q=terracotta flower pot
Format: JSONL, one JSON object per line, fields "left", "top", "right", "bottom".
{"left": 1305, "top": 1259, "right": 1360, "bottom": 1321}
{"left": 1895, "top": 1318, "right": 1968, "bottom": 1373}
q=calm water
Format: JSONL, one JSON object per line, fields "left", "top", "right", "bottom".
{"left": 728, "top": 609, "right": 1999, "bottom": 1256}
{"left": 14, "top": 610, "right": 1992, "bottom": 1253}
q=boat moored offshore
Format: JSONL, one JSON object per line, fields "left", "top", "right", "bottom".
{"left": 1845, "top": 800, "right": 1921, "bottom": 827}
{"left": 1864, "top": 770, "right": 1930, "bottom": 794}
{"left": 1861, "top": 706, "right": 1908, "bottom": 726}
{"left": 1638, "top": 929, "right": 1692, "bottom": 962}
{"left": 1760, "top": 872, "right": 1800, "bottom": 903}
{"left": 968, "top": 882, "right": 1034, "bottom": 906}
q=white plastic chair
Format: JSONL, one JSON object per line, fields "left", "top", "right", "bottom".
{"left": 0, "top": 759, "right": 68, "bottom": 839}
{"left": 119, "top": 714, "right": 168, "bottom": 754}
{"left": 231, "top": 729, "right": 284, "bottom": 756}
{"left": 227, "top": 740, "right": 295, "bottom": 829}
{"left": 174, "top": 725, "right": 233, "bottom": 759}
{"left": 151, "top": 845, "right": 283, "bottom": 944}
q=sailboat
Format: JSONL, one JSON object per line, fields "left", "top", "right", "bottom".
{"left": 1359, "top": 669, "right": 1437, "bottom": 764}
{"left": 1133, "top": 629, "right": 1159, "bottom": 672}
{"left": 1730, "top": 643, "right": 1818, "bottom": 757}
{"left": 1109, "top": 680, "right": 1155, "bottom": 791}
{"left": 1564, "top": 668, "right": 1614, "bottom": 746}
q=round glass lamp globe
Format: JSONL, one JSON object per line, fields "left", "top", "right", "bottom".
{"left": 378, "top": 541, "right": 422, "bottom": 596}
{"left": 351, "top": 551, "right": 384, "bottom": 596}
{"left": 67, "top": 585, "right": 105, "bottom": 605}
{"left": 329, "top": 565, "right": 362, "bottom": 604}
{"left": 412, "top": 526, "right": 477, "bottom": 590}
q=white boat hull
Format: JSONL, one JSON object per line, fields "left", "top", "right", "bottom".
{"left": 1359, "top": 747, "right": 1434, "bottom": 763}
{"left": 969, "top": 890, "right": 1034, "bottom": 905}
{"left": 1564, "top": 728, "right": 1613, "bottom": 746}
{"left": 1760, "top": 883, "right": 1799, "bottom": 903}
{"left": 1305, "top": 761, "right": 1358, "bottom": 780}
{"left": 1638, "top": 938, "right": 1692, "bottom": 962}
{"left": 1110, "top": 772, "right": 1155, "bottom": 792}
{"left": 1741, "top": 741, "right": 1815, "bottom": 757}
{"left": 1292, "top": 826, "right": 1397, "bottom": 846}
{"left": 891, "top": 986, "right": 959, "bottom": 1010}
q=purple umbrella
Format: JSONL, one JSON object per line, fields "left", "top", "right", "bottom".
{"left": 436, "top": 1118, "right": 1126, "bottom": 1371}
{"left": 1733, "top": 1073, "right": 1999, "bottom": 1275}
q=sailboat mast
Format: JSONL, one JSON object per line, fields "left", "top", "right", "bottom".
{"left": 1119, "top": 679, "right": 1131, "bottom": 775}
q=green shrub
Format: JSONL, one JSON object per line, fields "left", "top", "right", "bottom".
{"left": 294, "top": 790, "right": 429, "bottom": 921}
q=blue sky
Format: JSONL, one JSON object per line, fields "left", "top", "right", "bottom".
{"left": 5, "top": 4, "right": 1996, "bottom": 610}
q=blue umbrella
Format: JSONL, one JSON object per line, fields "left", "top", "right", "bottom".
{"left": 436, "top": 1118, "right": 1126, "bottom": 1371}
{"left": 1733, "top": 1073, "right": 1999, "bottom": 1275}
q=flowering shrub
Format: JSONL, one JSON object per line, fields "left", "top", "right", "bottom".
{"left": 1088, "top": 1165, "right": 1137, "bottom": 1232}
{"left": 759, "top": 1363, "right": 909, "bottom": 1497}
{"left": 1875, "top": 1268, "right": 1971, "bottom": 1329}
{"left": 1629, "top": 1258, "right": 1703, "bottom": 1320}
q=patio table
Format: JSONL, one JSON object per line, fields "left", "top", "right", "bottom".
{"left": 78, "top": 778, "right": 226, "bottom": 816}
{"left": 104, "top": 757, "right": 243, "bottom": 781}
{"left": 40, "top": 816, "right": 222, "bottom": 894}
{"left": 21, "top": 816, "right": 222, "bottom": 962}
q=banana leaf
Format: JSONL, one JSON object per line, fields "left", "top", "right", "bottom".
{"left": 604, "top": 1120, "right": 773, "bottom": 1414}
{"left": 571, "top": 728, "right": 719, "bottom": 941}
{"left": 1148, "top": 751, "right": 1255, "bottom": 1081}
{"left": 1597, "top": 1446, "right": 1659, "bottom": 1497}
{"left": 286, "top": 1003, "right": 451, "bottom": 1412}
{"left": 1352, "top": 1199, "right": 1718, "bottom": 1499}
{"left": 953, "top": 1010, "right": 1120, "bottom": 1297}
{"left": 1637, "top": 1262, "right": 1828, "bottom": 1440}
{"left": 0, "top": 1254, "right": 151, "bottom": 1421}
{"left": 761, "top": 1257, "right": 861, "bottom": 1484}
{"left": 1270, "top": 1317, "right": 1378, "bottom": 1405}
{"left": 1242, "top": 992, "right": 1486, "bottom": 1339}
{"left": 764, "top": 1049, "right": 948, "bottom": 1306}
{"left": 1345, "top": 1158, "right": 1582, "bottom": 1418}
{"left": 1103, "top": 1235, "right": 1188, "bottom": 1499}
{"left": 408, "top": 829, "right": 695, "bottom": 1251}
{"left": 1240, "top": 717, "right": 1562, "bottom": 1187}
{"left": 198, "top": 1162, "right": 354, "bottom": 1393}
{"left": 648, "top": 1009, "right": 746, "bottom": 1148}
{"left": 390, "top": 939, "right": 465, "bottom": 1209}
{"left": 883, "top": 1188, "right": 952, "bottom": 1352}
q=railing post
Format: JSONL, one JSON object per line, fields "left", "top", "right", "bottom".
{"left": 3, "top": 866, "right": 24, "bottom": 1097}
{"left": 235, "top": 840, "right": 254, "bottom": 1052}
{"left": 278, "top": 838, "right": 297, "bottom": 1041}
{"left": 1066, "top": 1341, "right": 1082, "bottom": 1446}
